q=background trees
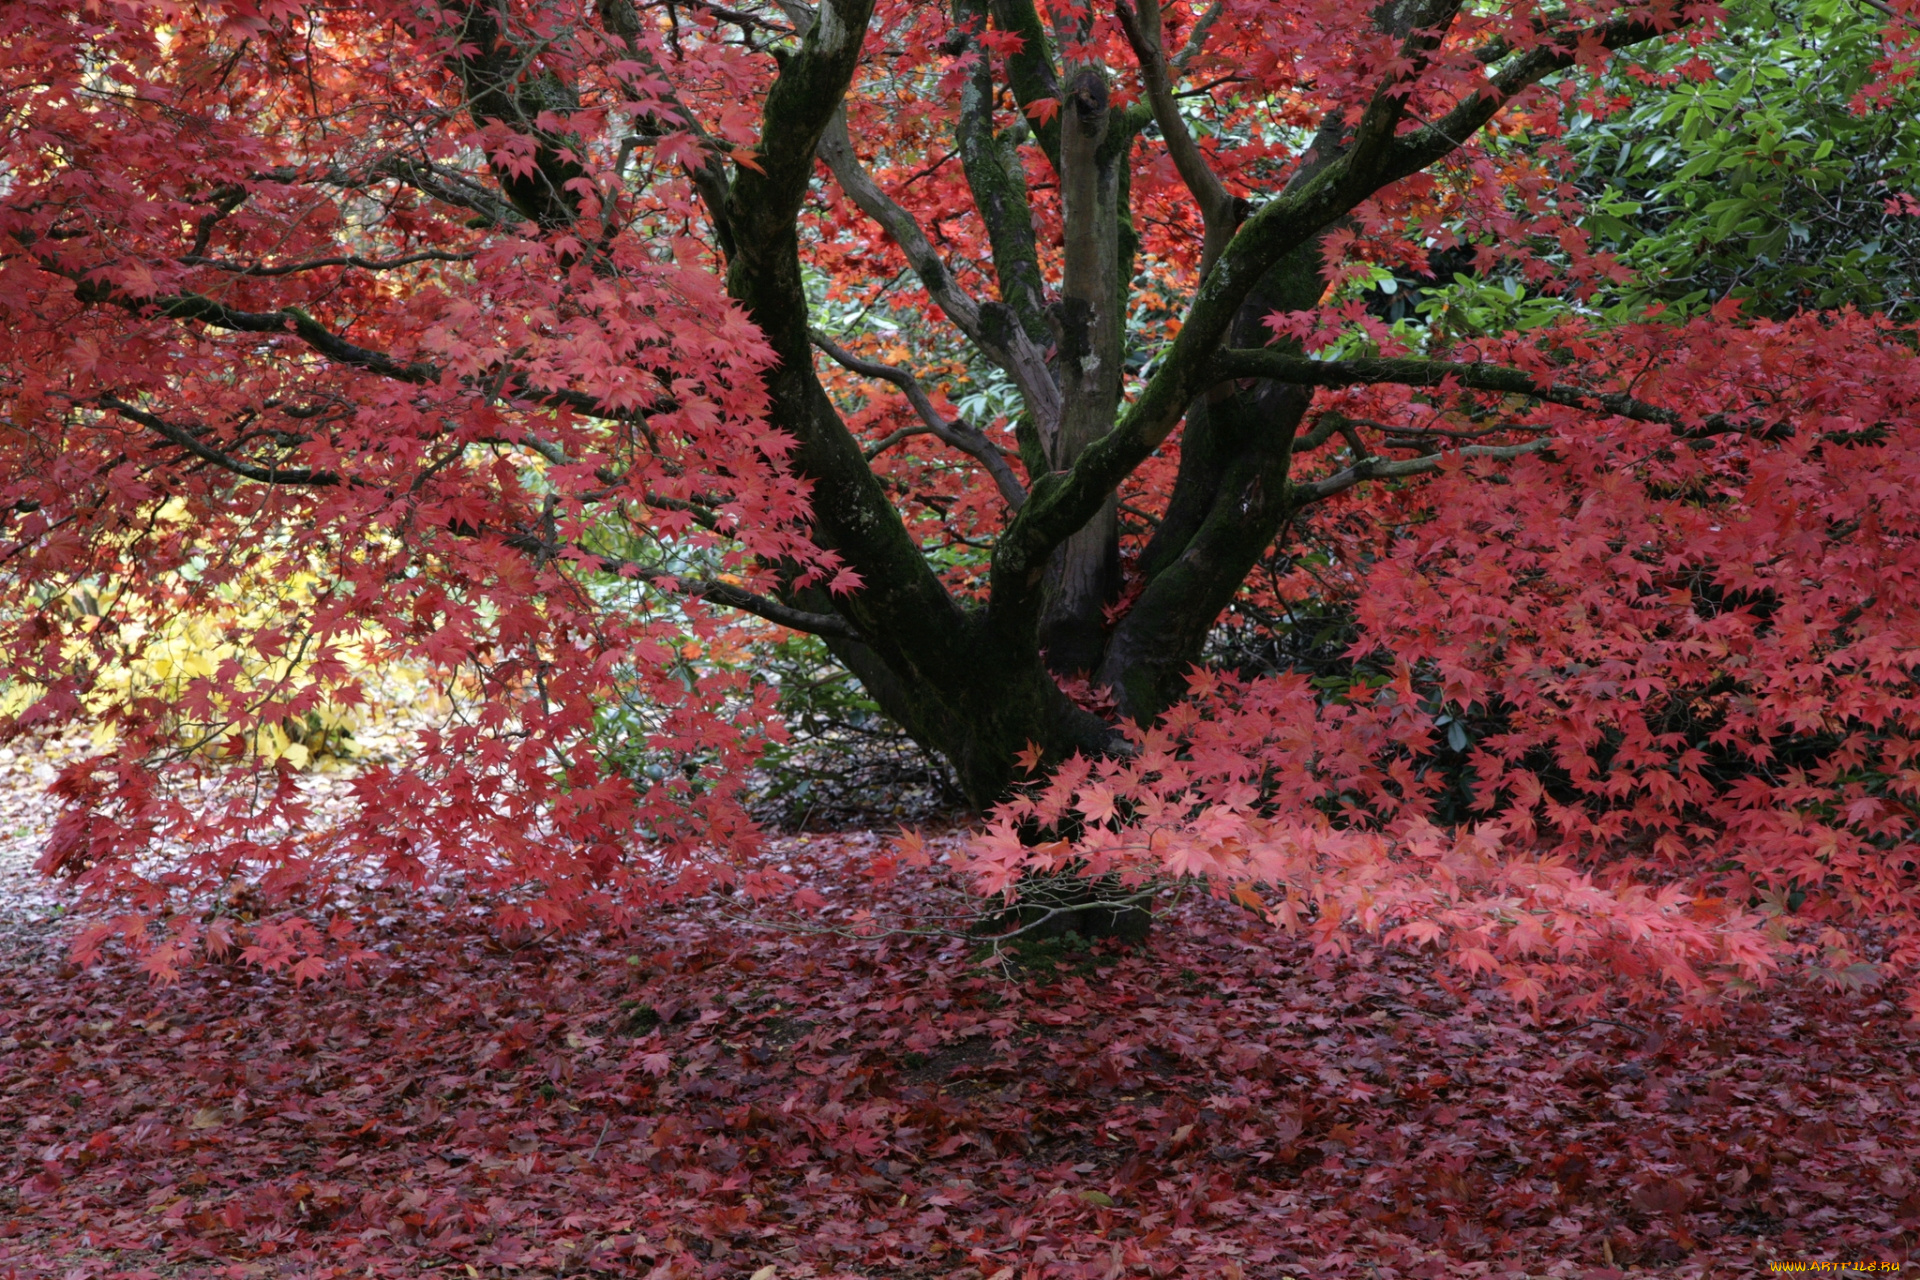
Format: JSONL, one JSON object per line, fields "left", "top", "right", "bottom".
{"left": 2, "top": 0, "right": 1917, "bottom": 999}
{"left": 1569, "top": 0, "right": 1920, "bottom": 318}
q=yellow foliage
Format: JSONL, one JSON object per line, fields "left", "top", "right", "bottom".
{"left": 2, "top": 553, "right": 432, "bottom": 771}
{"left": 83, "top": 597, "right": 371, "bottom": 769}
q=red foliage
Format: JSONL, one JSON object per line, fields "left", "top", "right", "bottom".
{"left": 0, "top": 0, "right": 824, "bottom": 946}
{"left": 984, "top": 310, "right": 1920, "bottom": 1011}
{"left": 1, "top": 0, "right": 1918, "bottom": 1014}
{"left": 2, "top": 837, "right": 1915, "bottom": 1278}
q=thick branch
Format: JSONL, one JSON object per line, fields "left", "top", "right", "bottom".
{"left": 987, "top": 0, "right": 1064, "bottom": 171}
{"left": 724, "top": 0, "right": 1007, "bottom": 741}
{"left": 1333, "top": 0, "right": 1468, "bottom": 198}
{"left": 1054, "top": 62, "right": 1124, "bottom": 465}
{"left": 732, "top": 0, "right": 876, "bottom": 226}
{"left": 1115, "top": 0, "right": 1234, "bottom": 274}
{"left": 809, "top": 331, "right": 1027, "bottom": 510}
{"left": 992, "top": 5, "right": 1685, "bottom": 591}
{"left": 954, "top": 0, "right": 1052, "bottom": 347}
{"left": 448, "top": 2, "right": 590, "bottom": 229}
{"left": 815, "top": 110, "right": 1062, "bottom": 431}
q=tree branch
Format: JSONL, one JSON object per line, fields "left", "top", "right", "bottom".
{"left": 67, "top": 273, "right": 650, "bottom": 424}
{"left": 680, "top": 576, "right": 860, "bottom": 638}
{"left": 1170, "top": 0, "right": 1223, "bottom": 72}
{"left": 861, "top": 423, "right": 934, "bottom": 459}
{"left": 988, "top": 0, "right": 1065, "bottom": 171}
{"left": 179, "top": 249, "right": 477, "bottom": 278}
{"left": 251, "top": 157, "right": 529, "bottom": 229}
{"left": 953, "top": 0, "right": 1053, "bottom": 348}
{"left": 991, "top": 0, "right": 1499, "bottom": 590}
{"left": 1115, "top": 0, "right": 1234, "bottom": 275}
{"left": 732, "top": 0, "right": 877, "bottom": 228}
{"left": 680, "top": 0, "right": 796, "bottom": 36}
{"left": 599, "top": 0, "right": 739, "bottom": 253}
{"left": 98, "top": 397, "right": 343, "bottom": 487}
{"left": 1381, "top": 8, "right": 1687, "bottom": 185}
{"left": 446, "top": 2, "right": 590, "bottom": 229}
{"left": 90, "top": 379, "right": 848, "bottom": 644}
{"left": 576, "top": 547, "right": 861, "bottom": 638}
{"left": 809, "top": 331, "right": 1027, "bottom": 510}
{"left": 1296, "top": 438, "right": 1551, "bottom": 502}
{"left": 813, "top": 111, "right": 987, "bottom": 336}
{"left": 815, "top": 110, "right": 1063, "bottom": 432}
{"left": 722, "top": 0, "right": 992, "bottom": 700}
{"left": 1214, "top": 348, "right": 1711, "bottom": 430}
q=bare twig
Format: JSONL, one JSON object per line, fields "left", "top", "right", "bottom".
{"left": 587, "top": 1116, "right": 614, "bottom": 1160}
{"left": 810, "top": 330, "right": 1028, "bottom": 510}
{"left": 813, "top": 110, "right": 1063, "bottom": 434}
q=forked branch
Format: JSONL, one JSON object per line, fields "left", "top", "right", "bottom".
{"left": 815, "top": 110, "right": 1062, "bottom": 432}
{"left": 809, "top": 331, "right": 1028, "bottom": 510}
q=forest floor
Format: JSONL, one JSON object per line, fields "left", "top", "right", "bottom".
{"left": 0, "top": 732, "right": 1916, "bottom": 1279}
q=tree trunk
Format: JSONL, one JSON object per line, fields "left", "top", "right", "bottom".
{"left": 1038, "top": 64, "right": 1126, "bottom": 677}
{"left": 1099, "top": 241, "right": 1330, "bottom": 721}
{"left": 702, "top": 0, "right": 1602, "bottom": 812}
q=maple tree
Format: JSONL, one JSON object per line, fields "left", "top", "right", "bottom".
{"left": 2, "top": 0, "right": 1919, "bottom": 1002}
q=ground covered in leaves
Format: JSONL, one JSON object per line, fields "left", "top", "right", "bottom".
{"left": 1, "top": 772, "right": 1916, "bottom": 1278}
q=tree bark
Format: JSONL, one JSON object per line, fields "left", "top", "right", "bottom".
{"left": 708, "top": 0, "right": 1682, "bottom": 807}
{"left": 1038, "top": 64, "right": 1126, "bottom": 676}
{"left": 1101, "top": 240, "right": 1328, "bottom": 720}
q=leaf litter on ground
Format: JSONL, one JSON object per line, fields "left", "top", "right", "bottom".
{"left": 0, "top": 735, "right": 1914, "bottom": 1279}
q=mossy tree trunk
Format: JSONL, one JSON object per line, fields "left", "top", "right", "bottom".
{"left": 468, "top": 0, "right": 1680, "bottom": 811}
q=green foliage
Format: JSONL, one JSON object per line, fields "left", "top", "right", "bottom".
{"left": 1569, "top": 0, "right": 1920, "bottom": 318}
{"left": 614, "top": 1001, "right": 661, "bottom": 1036}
